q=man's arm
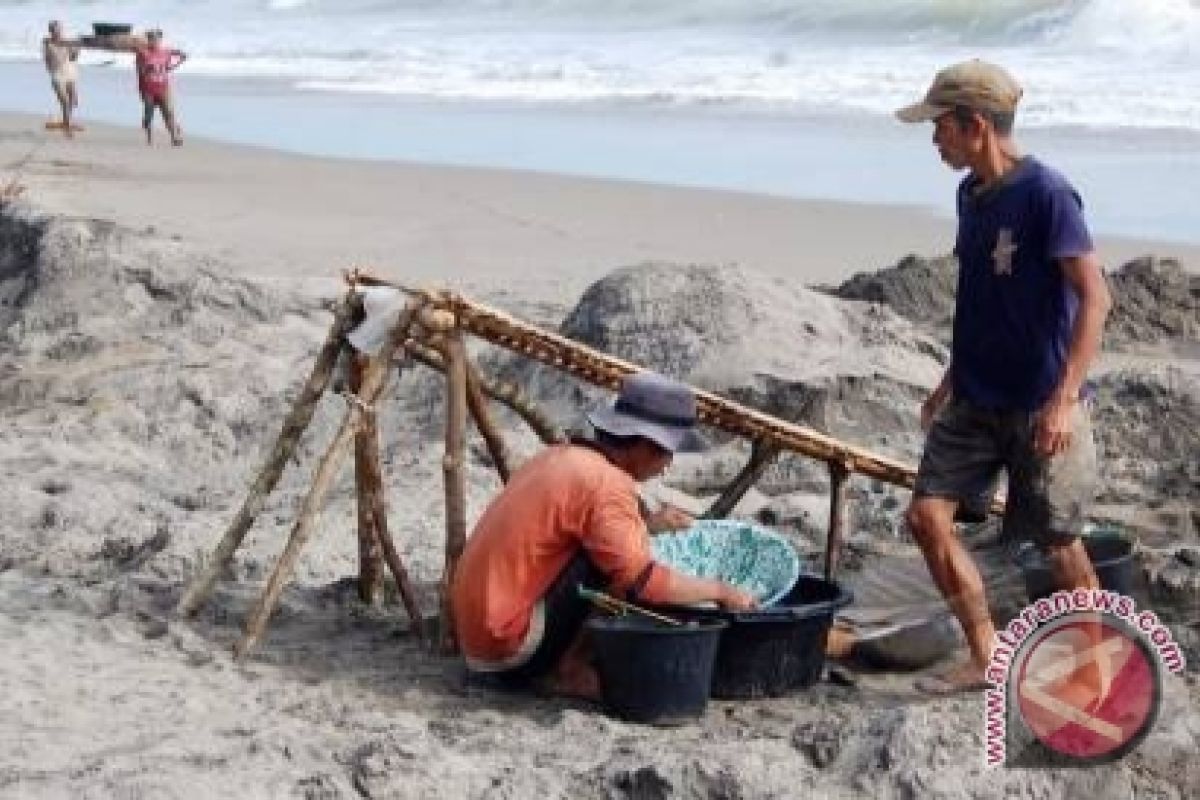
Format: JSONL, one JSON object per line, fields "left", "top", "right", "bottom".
{"left": 168, "top": 50, "right": 187, "bottom": 70}
{"left": 1036, "top": 252, "right": 1112, "bottom": 455}
{"left": 921, "top": 366, "right": 953, "bottom": 431}
{"left": 586, "top": 493, "right": 755, "bottom": 610}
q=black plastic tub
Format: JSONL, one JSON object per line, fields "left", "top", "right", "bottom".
{"left": 1016, "top": 530, "right": 1135, "bottom": 602}
{"left": 587, "top": 616, "right": 726, "bottom": 725}
{"left": 655, "top": 574, "right": 853, "bottom": 699}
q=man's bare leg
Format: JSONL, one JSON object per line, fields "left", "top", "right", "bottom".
{"left": 907, "top": 495, "right": 996, "bottom": 691}
{"left": 1046, "top": 539, "right": 1107, "bottom": 709}
{"left": 53, "top": 82, "right": 72, "bottom": 138}
{"left": 161, "top": 95, "right": 183, "bottom": 146}
{"left": 142, "top": 98, "right": 154, "bottom": 145}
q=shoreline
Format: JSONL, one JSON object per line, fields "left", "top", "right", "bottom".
{"left": 3, "top": 57, "right": 1200, "bottom": 252}
{"left": 2, "top": 110, "right": 1195, "bottom": 311}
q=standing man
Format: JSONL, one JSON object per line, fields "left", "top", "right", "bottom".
{"left": 896, "top": 60, "right": 1112, "bottom": 695}
{"left": 452, "top": 372, "right": 756, "bottom": 699}
{"left": 135, "top": 28, "right": 186, "bottom": 146}
{"left": 42, "top": 20, "right": 80, "bottom": 137}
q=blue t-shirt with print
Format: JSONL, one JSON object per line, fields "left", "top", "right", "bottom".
{"left": 952, "top": 157, "right": 1093, "bottom": 412}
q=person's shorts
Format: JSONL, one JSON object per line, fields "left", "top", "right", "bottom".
{"left": 914, "top": 396, "right": 1098, "bottom": 547}
{"left": 464, "top": 551, "right": 604, "bottom": 688}
{"left": 141, "top": 86, "right": 172, "bottom": 110}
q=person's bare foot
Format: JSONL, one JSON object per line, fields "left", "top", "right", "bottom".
{"left": 539, "top": 661, "right": 600, "bottom": 701}
{"left": 914, "top": 658, "right": 989, "bottom": 697}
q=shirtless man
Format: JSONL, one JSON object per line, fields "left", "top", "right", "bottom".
{"left": 135, "top": 29, "right": 187, "bottom": 146}
{"left": 42, "top": 20, "right": 80, "bottom": 137}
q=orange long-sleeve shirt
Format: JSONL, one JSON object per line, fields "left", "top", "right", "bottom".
{"left": 451, "top": 443, "right": 678, "bottom": 664}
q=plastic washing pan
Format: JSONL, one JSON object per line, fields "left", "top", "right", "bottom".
{"left": 653, "top": 574, "right": 853, "bottom": 699}
{"left": 651, "top": 519, "right": 801, "bottom": 607}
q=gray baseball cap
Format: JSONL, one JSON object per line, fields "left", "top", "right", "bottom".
{"left": 587, "top": 372, "right": 708, "bottom": 454}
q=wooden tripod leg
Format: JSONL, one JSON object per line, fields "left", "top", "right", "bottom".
{"left": 351, "top": 353, "right": 385, "bottom": 605}
{"left": 406, "top": 342, "right": 565, "bottom": 445}
{"left": 234, "top": 405, "right": 364, "bottom": 659}
{"left": 177, "top": 293, "right": 356, "bottom": 618}
{"left": 439, "top": 330, "right": 469, "bottom": 654}
{"left": 355, "top": 355, "right": 427, "bottom": 639}
{"left": 823, "top": 461, "right": 852, "bottom": 582}
{"left": 702, "top": 438, "right": 780, "bottom": 520}
{"left": 464, "top": 360, "right": 512, "bottom": 483}
{"left": 233, "top": 299, "right": 424, "bottom": 659}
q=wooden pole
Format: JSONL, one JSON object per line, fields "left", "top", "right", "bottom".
{"left": 234, "top": 403, "right": 366, "bottom": 659}
{"left": 404, "top": 341, "right": 565, "bottom": 445}
{"left": 353, "top": 353, "right": 427, "bottom": 638}
{"left": 232, "top": 300, "right": 423, "bottom": 658}
{"left": 351, "top": 353, "right": 385, "bottom": 605}
{"left": 823, "top": 460, "right": 852, "bottom": 582}
{"left": 438, "top": 328, "right": 470, "bottom": 654}
{"left": 373, "top": 513, "right": 428, "bottom": 642}
{"left": 177, "top": 292, "right": 356, "bottom": 617}
{"left": 464, "top": 360, "right": 512, "bottom": 483}
{"left": 702, "top": 439, "right": 780, "bottom": 520}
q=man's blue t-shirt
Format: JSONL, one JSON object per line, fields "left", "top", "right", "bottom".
{"left": 952, "top": 157, "right": 1093, "bottom": 412}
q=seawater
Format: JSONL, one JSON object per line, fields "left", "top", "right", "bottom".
{"left": 0, "top": 1, "right": 1197, "bottom": 245}
{"left": 1, "top": 0, "right": 1198, "bottom": 131}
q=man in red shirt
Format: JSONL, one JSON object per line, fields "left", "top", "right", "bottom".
{"left": 136, "top": 28, "right": 186, "bottom": 146}
{"left": 452, "top": 372, "right": 756, "bottom": 699}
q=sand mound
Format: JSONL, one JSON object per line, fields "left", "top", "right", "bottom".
{"left": 2, "top": 206, "right": 1197, "bottom": 798}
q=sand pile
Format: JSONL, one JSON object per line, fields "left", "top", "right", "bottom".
{"left": 2, "top": 203, "right": 1198, "bottom": 798}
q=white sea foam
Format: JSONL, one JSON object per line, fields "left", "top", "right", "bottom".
{"left": 1, "top": 0, "right": 1198, "bottom": 130}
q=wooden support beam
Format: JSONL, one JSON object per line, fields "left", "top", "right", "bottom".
{"left": 177, "top": 292, "right": 356, "bottom": 618}
{"left": 823, "top": 461, "right": 852, "bottom": 582}
{"left": 702, "top": 439, "right": 780, "bottom": 520}
{"left": 464, "top": 360, "right": 512, "bottom": 483}
{"left": 438, "top": 329, "right": 470, "bottom": 654}
{"left": 404, "top": 341, "right": 565, "bottom": 445}
{"left": 351, "top": 353, "right": 386, "bottom": 605}
{"left": 232, "top": 299, "right": 423, "bottom": 659}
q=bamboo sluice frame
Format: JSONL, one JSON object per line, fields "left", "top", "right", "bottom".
{"left": 182, "top": 272, "right": 989, "bottom": 659}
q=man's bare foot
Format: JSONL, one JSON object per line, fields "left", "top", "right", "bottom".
{"left": 914, "top": 658, "right": 989, "bottom": 697}
{"left": 539, "top": 662, "right": 600, "bottom": 701}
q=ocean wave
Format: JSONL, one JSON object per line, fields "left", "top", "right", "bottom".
{"left": 0, "top": 0, "right": 1198, "bottom": 130}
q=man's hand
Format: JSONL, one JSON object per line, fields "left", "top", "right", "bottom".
{"left": 921, "top": 374, "right": 952, "bottom": 432}
{"left": 717, "top": 584, "right": 758, "bottom": 612}
{"left": 645, "top": 504, "right": 694, "bottom": 534}
{"left": 1035, "top": 394, "right": 1076, "bottom": 457}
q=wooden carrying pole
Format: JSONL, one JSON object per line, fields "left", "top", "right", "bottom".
{"left": 233, "top": 300, "right": 423, "bottom": 659}
{"left": 178, "top": 292, "right": 357, "bottom": 618}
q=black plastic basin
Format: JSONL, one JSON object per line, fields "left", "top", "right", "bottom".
{"left": 1016, "top": 531, "right": 1135, "bottom": 602}
{"left": 654, "top": 574, "right": 853, "bottom": 699}
{"left": 588, "top": 616, "right": 726, "bottom": 725}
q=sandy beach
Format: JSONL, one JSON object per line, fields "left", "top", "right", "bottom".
{"left": 2, "top": 103, "right": 1198, "bottom": 800}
